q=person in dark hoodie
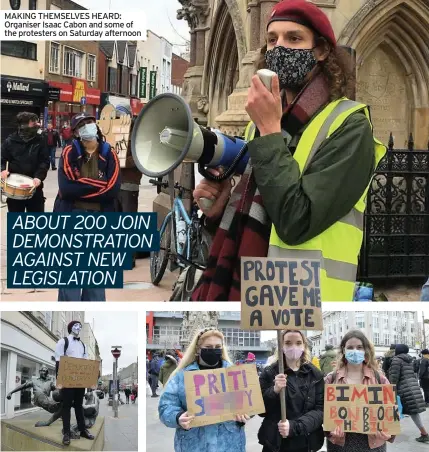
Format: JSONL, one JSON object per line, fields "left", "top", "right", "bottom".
{"left": 389, "top": 344, "right": 428, "bottom": 443}
{"left": 258, "top": 329, "right": 324, "bottom": 452}
{"left": 382, "top": 344, "right": 396, "bottom": 378}
{"left": 319, "top": 344, "right": 337, "bottom": 376}
{"left": 159, "top": 352, "right": 178, "bottom": 387}
{"left": 54, "top": 112, "right": 121, "bottom": 302}
{"left": 1, "top": 112, "right": 49, "bottom": 212}
{"left": 419, "top": 349, "right": 429, "bottom": 406}
{"left": 43, "top": 123, "right": 61, "bottom": 170}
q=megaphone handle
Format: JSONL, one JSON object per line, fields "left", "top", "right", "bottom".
{"left": 199, "top": 197, "right": 214, "bottom": 211}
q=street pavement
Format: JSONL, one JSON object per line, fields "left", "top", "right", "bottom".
{"left": 0, "top": 148, "right": 422, "bottom": 302}
{"left": 6, "top": 394, "right": 138, "bottom": 451}
{"left": 146, "top": 389, "right": 429, "bottom": 451}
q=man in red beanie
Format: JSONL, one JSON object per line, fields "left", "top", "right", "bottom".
{"left": 55, "top": 320, "right": 94, "bottom": 445}
{"left": 193, "top": 0, "right": 386, "bottom": 304}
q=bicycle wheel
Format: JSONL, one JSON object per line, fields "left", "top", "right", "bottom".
{"left": 150, "top": 218, "right": 171, "bottom": 285}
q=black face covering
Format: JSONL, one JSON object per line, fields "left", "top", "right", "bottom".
{"left": 200, "top": 348, "right": 222, "bottom": 366}
{"left": 19, "top": 125, "right": 39, "bottom": 141}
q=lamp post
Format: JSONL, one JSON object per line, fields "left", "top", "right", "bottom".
{"left": 111, "top": 346, "right": 122, "bottom": 418}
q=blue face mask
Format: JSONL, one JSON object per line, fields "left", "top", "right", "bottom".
{"left": 78, "top": 123, "right": 98, "bottom": 141}
{"left": 345, "top": 349, "right": 365, "bottom": 365}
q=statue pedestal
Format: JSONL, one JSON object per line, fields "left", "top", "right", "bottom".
{"left": 1, "top": 416, "right": 105, "bottom": 451}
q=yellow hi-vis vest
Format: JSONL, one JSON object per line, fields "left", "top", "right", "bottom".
{"left": 244, "top": 98, "right": 387, "bottom": 302}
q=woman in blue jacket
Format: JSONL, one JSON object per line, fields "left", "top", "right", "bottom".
{"left": 54, "top": 112, "right": 121, "bottom": 302}
{"left": 158, "top": 328, "right": 248, "bottom": 452}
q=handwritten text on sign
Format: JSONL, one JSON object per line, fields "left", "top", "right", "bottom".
{"left": 240, "top": 258, "right": 322, "bottom": 330}
{"left": 324, "top": 384, "right": 401, "bottom": 435}
{"left": 57, "top": 357, "right": 99, "bottom": 389}
{"left": 184, "top": 364, "right": 265, "bottom": 427}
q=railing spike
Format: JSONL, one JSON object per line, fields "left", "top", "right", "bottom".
{"left": 408, "top": 133, "right": 414, "bottom": 151}
{"left": 388, "top": 132, "right": 394, "bottom": 149}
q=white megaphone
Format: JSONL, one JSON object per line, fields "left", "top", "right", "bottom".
{"left": 131, "top": 69, "right": 276, "bottom": 209}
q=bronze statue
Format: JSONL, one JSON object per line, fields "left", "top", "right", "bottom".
{"left": 6, "top": 365, "right": 62, "bottom": 427}
{"left": 71, "top": 389, "right": 100, "bottom": 433}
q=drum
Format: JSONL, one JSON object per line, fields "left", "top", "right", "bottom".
{"left": 0, "top": 173, "right": 35, "bottom": 200}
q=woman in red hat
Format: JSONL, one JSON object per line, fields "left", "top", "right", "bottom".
{"left": 54, "top": 113, "right": 120, "bottom": 302}
{"left": 192, "top": 0, "right": 386, "bottom": 303}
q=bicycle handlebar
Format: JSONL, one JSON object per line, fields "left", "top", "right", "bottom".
{"left": 148, "top": 179, "right": 193, "bottom": 193}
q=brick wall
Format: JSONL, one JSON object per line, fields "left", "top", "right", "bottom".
{"left": 172, "top": 53, "right": 189, "bottom": 87}
{"left": 98, "top": 49, "right": 108, "bottom": 92}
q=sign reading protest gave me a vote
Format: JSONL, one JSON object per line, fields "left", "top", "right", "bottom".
{"left": 324, "top": 384, "right": 401, "bottom": 435}
{"left": 184, "top": 364, "right": 265, "bottom": 427}
{"left": 57, "top": 357, "right": 100, "bottom": 389}
{"left": 241, "top": 257, "right": 322, "bottom": 330}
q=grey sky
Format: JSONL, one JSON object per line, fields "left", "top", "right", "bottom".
{"left": 75, "top": 0, "right": 190, "bottom": 52}
{"left": 84, "top": 311, "right": 138, "bottom": 375}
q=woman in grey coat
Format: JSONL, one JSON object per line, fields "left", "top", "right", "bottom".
{"left": 389, "top": 344, "right": 429, "bottom": 443}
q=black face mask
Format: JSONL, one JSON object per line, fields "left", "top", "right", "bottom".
{"left": 199, "top": 348, "right": 222, "bottom": 366}
{"left": 19, "top": 125, "right": 39, "bottom": 141}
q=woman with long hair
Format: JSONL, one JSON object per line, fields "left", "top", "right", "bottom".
{"left": 158, "top": 328, "right": 248, "bottom": 452}
{"left": 389, "top": 344, "right": 428, "bottom": 443}
{"left": 191, "top": 0, "right": 386, "bottom": 302}
{"left": 54, "top": 112, "right": 121, "bottom": 302}
{"left": 258, "top": 330, "right": 324, "bottom": 452}
{"left": 325, "top": 330, "right": 395, "bottom": 451}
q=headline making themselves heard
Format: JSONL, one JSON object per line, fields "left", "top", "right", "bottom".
{"left": 324, "top": 384, "right": 401, "bottom": 435}
{"left": 0, "top": 11, "right": 146, "bottom": 40}
{"left": 7, "top": 213, "right": 159, "bottom": 289}
{"left": 241, "top": 258, "right": 323, "bottom": 330}
{"left": 184, "top": 364, "right": 265, "bottom": 427}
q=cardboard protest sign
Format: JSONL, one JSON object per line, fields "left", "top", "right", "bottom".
{"left": 57, "top": 357, "right": 100, "bottom": 389}
{"left": 184, "top": 364, "right": 265, "bottom": 427}
{"left": 241, "top": 257, "right": 322, "bottom": 330}
{"left": 324, "top": 384, "right": 401, "bottom": 435}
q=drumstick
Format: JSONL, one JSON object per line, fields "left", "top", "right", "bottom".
{"left": 6, "top": 162, "right": 9, "bottom": 173}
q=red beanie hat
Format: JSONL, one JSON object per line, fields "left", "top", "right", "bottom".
{"left": 67, "top": 320, "right": 81, "bottom": 333}
{"left": 267, "top": 0, "right": 336, "bottom": 48}
{"left": 247, "top": 352, "right": 256, "bottom": 361}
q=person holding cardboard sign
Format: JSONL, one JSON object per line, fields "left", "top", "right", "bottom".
{"left": 324, "top": 330, "right": 395, "bottom": 451}
{"left": 55, "top": 320, "right": 94, "bottom": 446}
{"left": 191, "top": 0, "right": 386, "bottom": 302}
{"left": 158, "top": 328, "right": 248, "bottom": 452}
{"left": 389, "top": 344, "right": 429, "bottom": 444}
{"left": 258, "top": 330, "right": 325, "bottom": 452}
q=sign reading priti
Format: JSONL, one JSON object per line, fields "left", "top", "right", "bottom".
{"left": 184, "top": 364, "right": 265, "bottom": 427}
{"left": 57, "top": 357, "right": 100, "bottom": 388}
{"left": 324, "top": 384, "right": 401, "bottom": 435}
{"left": 240, "top": 257, "right": 322, "bottom": 330}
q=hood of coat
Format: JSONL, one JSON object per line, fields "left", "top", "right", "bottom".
{"left": 164, "top": 355, "right": 177, "bottom": 367}
{"left": 396, "top": 353, "right": 413, "bottom": 364}
{"left": 385, "top": 349, "right": 395, "bottom": 358}
{"left": 321, "top": 349, "right": 337, "bottom": 359}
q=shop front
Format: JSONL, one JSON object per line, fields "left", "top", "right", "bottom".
{"left": 0, "top": 75, "right": 48, "bottom": 142}
{"left": 1, "top": 321, "right": 56, "bottom": 419}
{"left": 47, "top": 77, "right": 100, "bottom": 129}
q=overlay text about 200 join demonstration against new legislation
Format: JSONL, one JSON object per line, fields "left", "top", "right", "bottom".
{"left": 7, "top": 213, "right": 160, "bottom": 289}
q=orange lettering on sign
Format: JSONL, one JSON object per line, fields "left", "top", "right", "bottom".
{"left": 73, "top": 80, "right": 86, "bottom": 103}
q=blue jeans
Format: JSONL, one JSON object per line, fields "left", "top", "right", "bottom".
{"left": 49, "top": 146, "right": 57, "bottom": 168}
{"left": 421, "top": 278, "right": 429, "bottom": 301}
{"left": 57, "top": 208, "right": 106, "bottom": 302}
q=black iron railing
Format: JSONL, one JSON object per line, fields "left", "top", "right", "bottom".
{"left": 358, "top": 133, "right": 429, "bottom": 281}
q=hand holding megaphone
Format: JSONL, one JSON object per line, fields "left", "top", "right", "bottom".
{"left": 196, "top": 69, "right": 277, "bottom": 211}
{"left": 194, "top": 168, "right": 232, "bottom": 216}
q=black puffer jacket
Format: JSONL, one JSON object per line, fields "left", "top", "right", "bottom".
{"left": 1, "top": 132, "right": 49, "bottom": 181}
{"left": 258, "top": 361, "right": 324, "bottom": 452}
{"left": 389, "top": 353, "right": 426, "bottom": 415}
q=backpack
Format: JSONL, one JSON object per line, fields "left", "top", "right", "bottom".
{"left": 64, "top": 337, "right": 86, "bottom": 356}
{"left": 331, "top": 369, "right": 381, "bottom": 384}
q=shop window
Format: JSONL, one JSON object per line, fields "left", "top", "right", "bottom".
{"left": 108, "top": 67, "right": 117, "bottom": 92}
{"left": 15, "top": 356, "right": 38, "bottom": 411}
{"left": 87, "top": 54, "right": 96, "bottom": 82}
{"left": 1, "top": 41, "right": 37, "bottom": 60}
{"left": 49, "top": 42, "right": 60, "bottom": 74}
{"left": 63, "top": 46, "right": 83, "bottom": 78}
{"left": 29, "top": 0, "right": 37, "bottom": 9}
{"left": 129, "top": 74, "right": 137, "bottom": 97}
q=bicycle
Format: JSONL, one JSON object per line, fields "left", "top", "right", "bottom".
{"left": 149, "top": 179, "right": 210, "bottom": 287}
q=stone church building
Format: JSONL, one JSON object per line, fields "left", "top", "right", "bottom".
{"left": 178, "top": 0, "right": 429, "bottom": 149}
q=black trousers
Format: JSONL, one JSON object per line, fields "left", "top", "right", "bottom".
{"left": 61, "top": 388, "right": 86, "bottom": 434}
{"left": 6, "top": 188, "right": 45, "bottom": 212}
{"left": 423, "top": 387, "right": 429, "bottom": 403}
{"left": 118, "top": 189, "right": 139, "bottom": 213}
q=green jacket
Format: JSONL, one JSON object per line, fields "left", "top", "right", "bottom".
{"left": 319, "top": 349, "right": 337, "bottom": 376}
{"left": 247, "top": 111, "right": 375, "bottom": 245}
{"left": 158, "top": 359, "right": 177, "bottom": 386}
